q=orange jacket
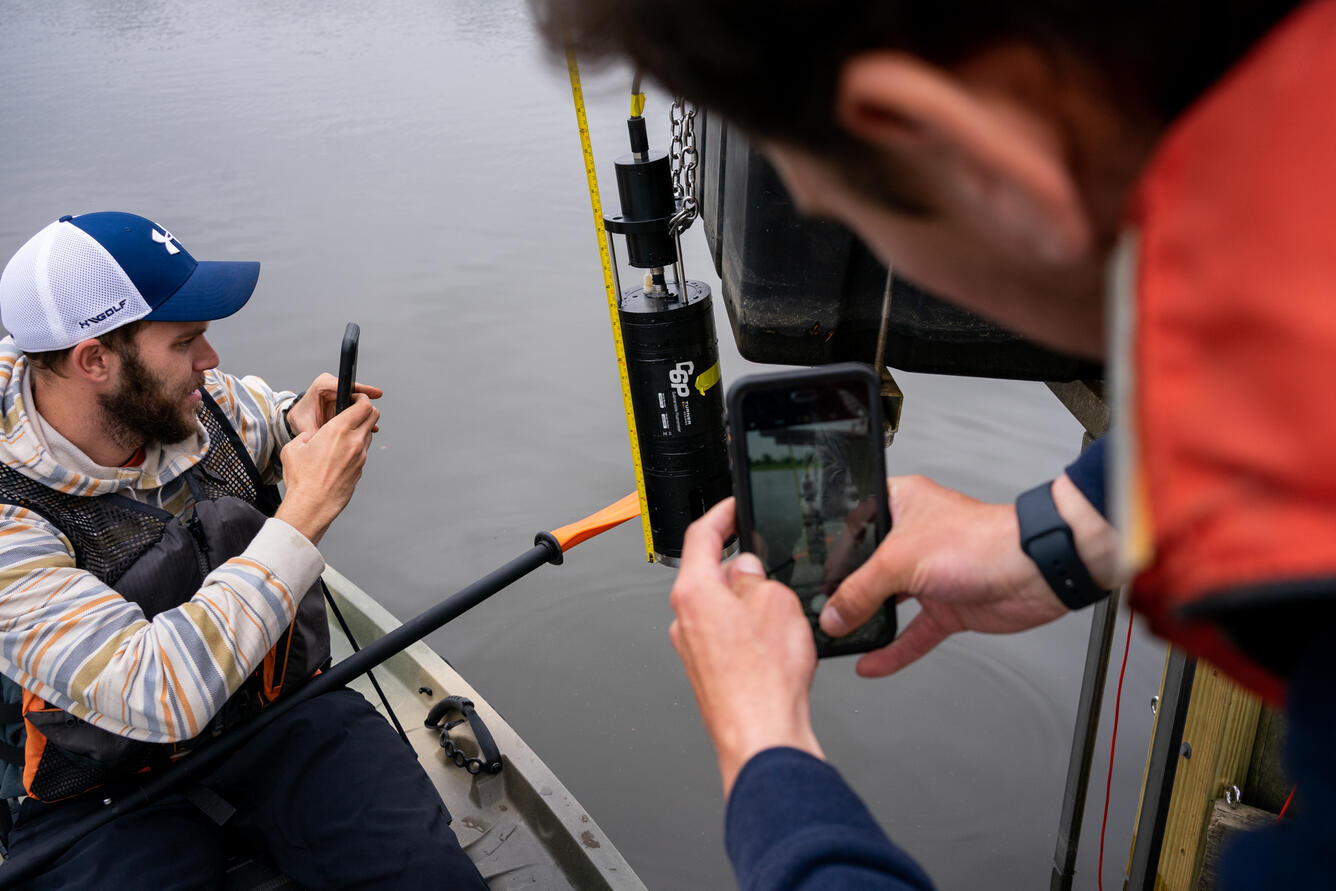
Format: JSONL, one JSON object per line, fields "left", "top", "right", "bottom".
{"left": 1119, "top": 0, "right": 1336, "bottom": 704}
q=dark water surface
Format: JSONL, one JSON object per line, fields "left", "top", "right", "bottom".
{"left": 3, "top": 3, "right": 1166, "bottom": 888}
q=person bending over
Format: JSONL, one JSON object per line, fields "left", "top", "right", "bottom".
{"left": 537, "top": 2, "right": 1336, "bottom": 887}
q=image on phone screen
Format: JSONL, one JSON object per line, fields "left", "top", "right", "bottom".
{"left": 741, "top": 383, "right": 887, "bottom": 652}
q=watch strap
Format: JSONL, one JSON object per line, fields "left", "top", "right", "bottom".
{"left": 281, "top": 389, "right": 306, "bottom": 439}
{"left": 1016, "top": 482, "right": 1108, "bottom": 610}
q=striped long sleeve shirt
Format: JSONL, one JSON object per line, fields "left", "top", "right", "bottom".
{"left": 0, "top": 339, "right": 325, "bottom": 743}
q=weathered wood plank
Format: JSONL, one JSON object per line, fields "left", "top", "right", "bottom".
{"left": 1242, "top": 708, "right": 1290, "bottom": 813}
{"left": 1198, "top": 799, "right": 1273, "bottom": 890}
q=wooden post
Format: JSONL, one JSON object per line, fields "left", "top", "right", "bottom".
{"left": 1147, "top": 662, "right": 1262, "bottom": 889}
{"left": 1198, "top": 799, "right": 1273, "bottom": 890}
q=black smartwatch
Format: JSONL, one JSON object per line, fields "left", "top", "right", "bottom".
{"left": 1016, "top": 481, "right": 1109, "bottom": 610}
{"left": 282, "top": 390, "right": 306, "bottom": 439}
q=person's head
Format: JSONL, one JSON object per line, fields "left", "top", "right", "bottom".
{"left": 0, "top": 212, "right": 258, "bottom": 447}
{"left": 535, "top": 1, "right": 1300, "bottom": 355}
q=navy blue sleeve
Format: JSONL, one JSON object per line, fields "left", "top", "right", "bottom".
{"left": 725, "top": 748, "right": 936, "bottom": 891}
{"left": 1217, "top": 630, "right": 1336, "bottom": 888}
{"left": 1064, "top": 434, "right": 1109, "bottom": 520}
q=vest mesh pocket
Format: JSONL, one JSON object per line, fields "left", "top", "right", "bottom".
{"left": 28, "top": 738, "right": 156, "bottom": 803}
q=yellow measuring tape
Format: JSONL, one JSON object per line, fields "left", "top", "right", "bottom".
{"left": 565, "top": 48, "right": 655, "bottom": 562}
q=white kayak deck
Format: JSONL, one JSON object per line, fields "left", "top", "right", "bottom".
{"left": 322, "top": 567, "right": 645, "bottom": 890}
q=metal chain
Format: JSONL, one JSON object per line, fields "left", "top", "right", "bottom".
{"left": 669, "top": 96, "right": 699, "bottom": 233}
{"left": 438, "top": 719, "right": 502, "bottom": 776}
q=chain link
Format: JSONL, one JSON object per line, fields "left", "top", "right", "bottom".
{"left": 669, "top": 96, "right": 699, "bottom": 233}
{"left": 438, "top": 719, "right": 502, "bottom": 775}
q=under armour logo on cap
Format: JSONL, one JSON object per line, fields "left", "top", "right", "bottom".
{"left": 151, "top": 228, "right": 181, "bottom": 255}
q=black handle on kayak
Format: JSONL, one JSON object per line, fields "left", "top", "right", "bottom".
{"left": 425, "top": 695, "right": 503, "bottom": 776}
{"left": 0, "top": 532, "right": 564, "bottom": 888}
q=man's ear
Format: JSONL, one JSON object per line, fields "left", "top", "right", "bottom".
{"left": 835, "top": 51, "right": 1090, "bottom": 264}
{"left": 68, "top": 339, "right": 116, "bottom": 385}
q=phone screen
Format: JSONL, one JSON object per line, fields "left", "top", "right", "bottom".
{"left": 738, "top": 379, "right": 888, "bottom": 653}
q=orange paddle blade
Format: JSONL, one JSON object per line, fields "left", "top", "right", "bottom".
{"left": 551, "top": 492, "right": 641, "bottom": 552}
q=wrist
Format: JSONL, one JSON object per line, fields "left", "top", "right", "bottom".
{"left": 274, "top": 494, "right": 333, "bottom": 546}
{"left": 715, "top": 711, "right": 824, "bottom": 799}
{"left": 995, "top": 503, "right": 1068, "bottom": 609}
{"left": 281, "top": 389, "right": 306, "bottom": 439}
{"left": 1016, "top": 477, "right": 1116, "bottom": 610}
{"left": 1051, "top": 474, "right": 1120, "bottom": 590}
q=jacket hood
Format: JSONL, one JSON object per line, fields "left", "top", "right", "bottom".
{"left": 0, "top": 336, "right": 207, "bottom": 496}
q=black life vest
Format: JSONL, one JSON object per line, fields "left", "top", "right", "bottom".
{"left": 0, "top": 391, "right": 329, "bottom": 802}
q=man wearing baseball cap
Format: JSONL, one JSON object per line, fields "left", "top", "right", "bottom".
{"left": 0, "top": 213, "right": 484, "bottom": 888}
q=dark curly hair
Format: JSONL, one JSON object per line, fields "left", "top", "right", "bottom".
{"left": 534, "top": 0, "right": 1303, "bottom": 149}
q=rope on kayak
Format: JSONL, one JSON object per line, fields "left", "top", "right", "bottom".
{"left": 323, "top": 586, "right": 410, "bottom": 746}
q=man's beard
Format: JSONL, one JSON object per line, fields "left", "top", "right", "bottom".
{"left": 99, "top": 346, "right": 202, "bottom": 449}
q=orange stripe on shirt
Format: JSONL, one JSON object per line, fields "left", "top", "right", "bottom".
{"left": 158, "top": 657, "right": 188, "bottom": 738}
{"left": 228, "top": 557, "right": 294, "bottom": 612}
{"left": 28, "top": 593, "right": 123, "bottom": 669}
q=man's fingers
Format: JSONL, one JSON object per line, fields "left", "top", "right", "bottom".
{"left": 353, "top": 383, "right": 384, "bottom": 399}
{"left": 853, "top": 612, "right": 949, "bottom": 677}
{"left": 819, "top": 532, "right": 915, "bottom": 637}
{"left": 335, "top": 394, "right": 378, "bottom": 428}
{"left": 676, "top": 499, "right": 735, "bottom": 583}
{"left": 723, "top": 552, "right": 766, "bottom": 588}
{"left": 670, "top": 498, "right": 737, "bottom": 618}
{"left": 307, "top": 396, "right": 379, "bottom": 444}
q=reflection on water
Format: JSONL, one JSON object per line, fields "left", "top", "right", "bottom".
{"left": 2, "top": 2, "right": 1164, "bottom": 887}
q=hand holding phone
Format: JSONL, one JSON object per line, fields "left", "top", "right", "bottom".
{"left": 726, "top": 363, "right": 895, "bottom": 658}
{"left": 336, "top": 323, "right": 360, "bottom": 415}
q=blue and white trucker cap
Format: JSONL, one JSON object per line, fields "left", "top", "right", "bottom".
{"left": 0, "top": 212, "right": 260, "bottom": 352}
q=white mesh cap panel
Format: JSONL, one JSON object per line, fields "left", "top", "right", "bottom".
{"left": 0, "top": 221, "right": 152, "bottom": 352}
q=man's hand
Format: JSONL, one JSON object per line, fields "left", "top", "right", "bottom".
{"left": 669, "top": 497, "right": 825, "bottom": 798}
{"left": 274, "top": 394, "right": 380, "bottom": 545}
{"left": 284, "top": 372, "right": 383, "bottom": 436}
{"left": 819, "top": 474, "right": 1119, "bottom": 678}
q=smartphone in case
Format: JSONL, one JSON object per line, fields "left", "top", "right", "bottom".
{"left": 727, "top": 363, "right": 895, "bottom": 658}
{"left": 336, "top": 323, "right": 360, "bottom": 414}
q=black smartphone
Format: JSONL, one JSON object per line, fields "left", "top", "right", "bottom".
{"left": 336, "top": 323, "right": 360, "bottom": 414}
{"left": 727, "top": 363, "right": 894, "bottom": 658}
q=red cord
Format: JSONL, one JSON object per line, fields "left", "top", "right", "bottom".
{"left": 1277, "top": 786, "right": 1296, "bottom": 821}
{"left": 1098, "top": 608, "right": 1136, "bottom": 891}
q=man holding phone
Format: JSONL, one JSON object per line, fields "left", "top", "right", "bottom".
{"left": 0, "top": 213, "right": 484, "bottom": 888}
{"left": 540, "top": 1, "right": 1334, "bottom": 887}
{"left": 727, "top": 365, "right": 896, "bottom": 658}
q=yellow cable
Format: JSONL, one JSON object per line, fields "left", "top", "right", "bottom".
{"left": 630, "top": 92, "right": 646, "bottom": 118}
{"left": 566, "top": 48, "right": 655, "bottom": 562}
